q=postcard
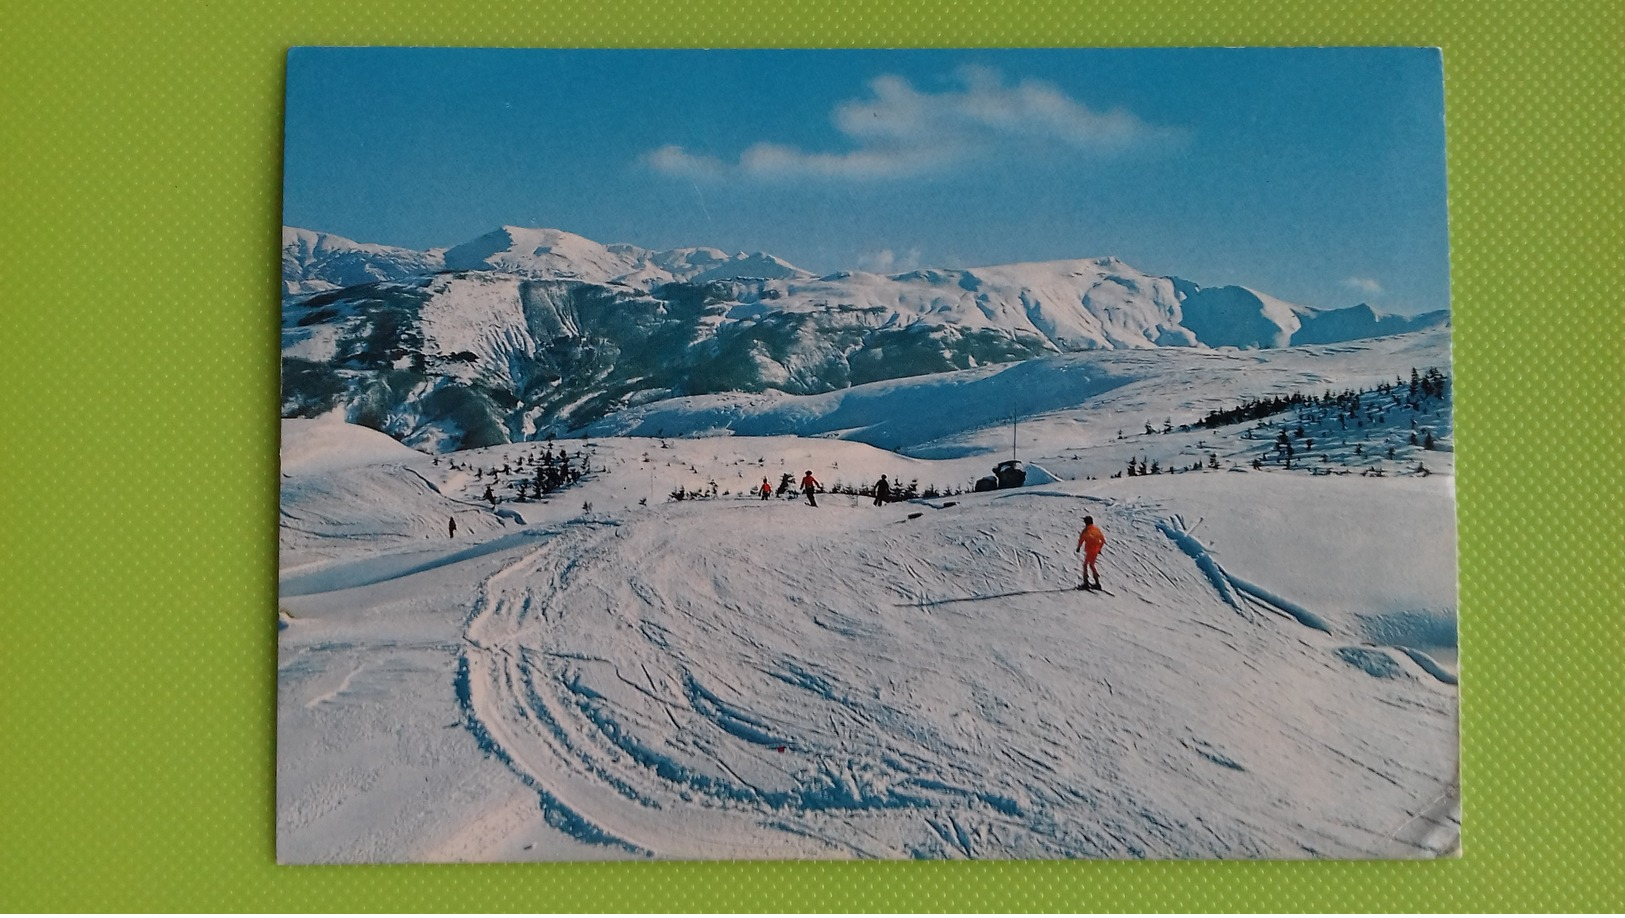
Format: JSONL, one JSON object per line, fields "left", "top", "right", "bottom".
{"left": 278, "top": 47, "right": 1457, "bottom": 862}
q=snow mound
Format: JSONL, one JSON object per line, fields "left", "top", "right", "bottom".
{"left": 282, "top": 418, "right": 422, "bottom": 476}
{"left": 1020, "top": 463, "right": 1059, "bottom": 485}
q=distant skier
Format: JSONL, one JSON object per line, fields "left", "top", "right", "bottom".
{"left": 873, "top": 474, "right": 891, "bottom": 506}
{"left": 482, "top": 485, "right": 496, "bottom": 508}
{"left": 759, "top": 477, "right": 773, "bottom": 501}
{"left": 448, "top": 516, "right": 457, "bottom": 539}
{"left": 800, "top": 470, "right": 821, "bottom": 507}
{"left": 1075, "top": 515, "right": 1105, "bottom": 590}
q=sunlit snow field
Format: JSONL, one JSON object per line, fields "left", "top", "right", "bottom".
{"left": 278, "top": 329, "right": 1458, "bottom": 862}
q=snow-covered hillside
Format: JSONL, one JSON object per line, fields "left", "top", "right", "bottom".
{"left": 278, "top": 328, "right": 1458, "bottom": 863}
{"left": 584, "top": 327, "right": 1453, "bottom": 456}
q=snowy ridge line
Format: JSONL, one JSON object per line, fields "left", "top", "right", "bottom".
{"left": 1154, "top": 516, "right": 1251, "bottom": 618}
{"left": 1225, "top": 574, "right": 1332, "bottom": 633}
{"left": 1150, "top": 514, "right": 1458, "bottom": 689}
{"left": 1395, "top": 647, "right": 1458, "bottom": 686}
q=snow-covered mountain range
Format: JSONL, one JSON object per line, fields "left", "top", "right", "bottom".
{"left": 284, "top": 225, "right": 813, "bottom": 296}
{"left": 281, "top": 226, "right": 1449, "bottom": 450}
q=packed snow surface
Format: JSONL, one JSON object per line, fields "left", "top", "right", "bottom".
{"left": 279, "top": 329, "right": 1458, "bottom": 862}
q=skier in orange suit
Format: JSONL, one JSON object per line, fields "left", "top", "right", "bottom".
{"left": 1075, "top": 515, "right": 1105, "bottom": 590}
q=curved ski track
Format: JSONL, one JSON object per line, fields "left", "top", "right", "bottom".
{"left": 455, "top": 496, "right": 1458, "bottom": 859}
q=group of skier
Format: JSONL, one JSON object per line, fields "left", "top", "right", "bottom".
{"left": 758, "top": 467, "right": 1110, "bottom": 591}
{"left": 753, "top": 470, "right": 830, "bottom": 506}
{"left": 754, "top": 470, "right": 896, "bottom": 508}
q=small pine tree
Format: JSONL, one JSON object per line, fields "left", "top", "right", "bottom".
{"left": 1424, "top": 431, "right": 1436, "bottom": 450}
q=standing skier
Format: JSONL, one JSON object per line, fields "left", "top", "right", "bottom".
{"left": 800, "top": 470, "right": 821, "bottom": 507}
{"left": 448, "top": 516, "right": 457, "bottom": 539}
{"left": 759, "top": 477, "right": 773, "bottom": 500}
{"left": 873, "top": 474, "right": 891, "bottom": 506}
{"left": 1075, "top": 515, "right": 1105, "bottom": 590}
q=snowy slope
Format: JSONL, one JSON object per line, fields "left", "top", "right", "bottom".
{"left": 279, "top": 390, "right": 1458, "bottom": 862}
{"left": 585, "top": 327, "right": 1453, "bottom": 456}
{"left": 281, "top": 417, "right": 423, "bottom": 476}
{"left": 1291, "top": 301, "right": 1452, "bottom": 344}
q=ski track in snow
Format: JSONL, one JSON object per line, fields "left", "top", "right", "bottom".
{"left": 436, "top": 488, "right": 1456, "bottom": 859}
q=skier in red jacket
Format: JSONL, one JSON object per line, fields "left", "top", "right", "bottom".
{"left": 800, "top": 470, "right": 821, "bottom": 507}
{"left": 1075, "top": 516, "right": 1105, "bottom": 590}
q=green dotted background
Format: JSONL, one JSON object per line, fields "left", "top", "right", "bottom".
{"left": 1, "top": 0, "right": 1620, "bottom": 911}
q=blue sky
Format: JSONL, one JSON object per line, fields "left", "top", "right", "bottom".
{"left": 284, "top": 48, "right": 1449, "bottom": 314}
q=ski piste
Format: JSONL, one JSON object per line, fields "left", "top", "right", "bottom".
{"left": 279, "top": 326, "right": 1457, "bottom": 862}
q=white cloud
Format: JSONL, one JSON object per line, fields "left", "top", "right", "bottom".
{"left": 643, "top": 66, "right": 1178, "bottom": 182}
{"left": 857, "top": 247, "right": 923, "bottom": 273}
{"left": 1342, "top": 276, "right": 1385, "bottom": 296}
{"left": 644, "top": 144, "right": 725, "bottom": 177}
